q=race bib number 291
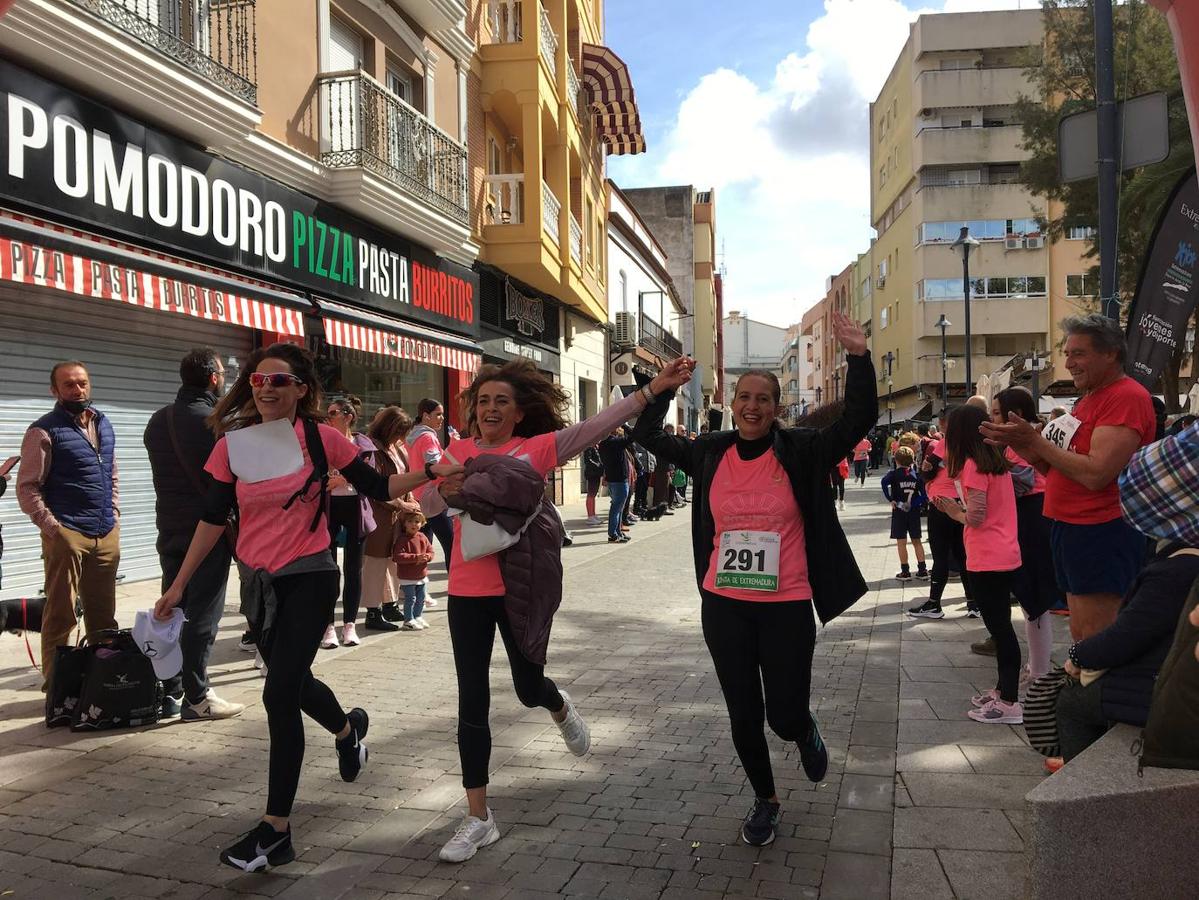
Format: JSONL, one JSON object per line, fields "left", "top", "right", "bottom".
{"left": 715, "top": 531, "right": 780, "bottom": 591}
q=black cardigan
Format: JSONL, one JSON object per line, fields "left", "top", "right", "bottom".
{"left": 631, "top": 353, "right": 879, "bottom": 624}
{"left": 1073, "top": 544, "right": 1199, "bottom": 724}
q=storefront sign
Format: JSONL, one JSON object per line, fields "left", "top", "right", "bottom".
{"left": 505, "top": 283, "right": 545, "bottom": 336}
{"left": 503, "top": 338, "right": 544, "bottom": 363}
{"left": 0, "top": 231, "right": 305, "bottom": 336}
{"left": 0, "top": 58, "right": 478, "bottom": 337}
{"left": 1127, "top": 168, "right": 1199, "bottom": 388}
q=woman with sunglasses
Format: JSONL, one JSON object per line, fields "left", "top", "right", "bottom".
{"left": 321, "top": 395, "right": 376, "bottom": 648}
{"left": 153, "top": 343, "right": 461, "bottom": 873}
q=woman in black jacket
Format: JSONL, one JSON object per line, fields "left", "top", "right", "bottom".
{"left": 1056, "top": 542, "right": 1199, "bottom": 760}
{"left": 631, "top": 312, "right": 876, "bottom": 848}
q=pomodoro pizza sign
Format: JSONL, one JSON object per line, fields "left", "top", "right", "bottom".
{"left": 0, "top": 58, "right": 478, "bottom": 337}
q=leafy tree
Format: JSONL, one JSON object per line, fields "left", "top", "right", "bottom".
{"left": 1016, "top": 0, "right": 1196, "bottom": 408}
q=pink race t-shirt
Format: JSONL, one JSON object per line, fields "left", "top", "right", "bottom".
{"left": 852, "top": 438, "right": 871, "bottom": 462}
{"left": 205, "top": 421, "right": 360, "bottom": 573}
{"left": 955, "top": 458, "right": 1021, "bottom": 573}
{"left": 924, "top": 438, "right": 958, "bottom": 502}
{"left": 442, "top": 433, "right": 559, "bottom": 597}
{"left": 408, "top": 429, "right": 443, "bottom": 500}
{"left": 703, "top": 446, "right": 812, "bottom": 602}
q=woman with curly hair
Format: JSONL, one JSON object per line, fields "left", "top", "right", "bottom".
{"left": 424, "top": 356, "right": 695, "bottom": 863}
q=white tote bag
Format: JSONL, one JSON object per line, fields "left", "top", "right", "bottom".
{"left": 443, "top": 448, "right": 541, "bottom": 561}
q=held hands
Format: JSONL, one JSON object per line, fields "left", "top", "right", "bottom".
{"left": 934, "top": 495, "right": 965, "bottom": 522}
{"left": 431, "top": 462, "right": 464, "bottom": 479}
{"left": 832, "top": 312, "right": 868, "bottom": 357}
{"left": 438, "top": 470, "right": 466, "bottom": 497}
{"left": 425, "top": 552, "right": 435, "bottom": 563}
{"left": 648, "top": 356, "right": 697, "bottom": 396}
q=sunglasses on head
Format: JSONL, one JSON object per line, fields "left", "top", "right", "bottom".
{"left": 249, "top": 372, "right": 302, "bottom": 388}
{"left": 329, "top": 406, "right": 355, "bottom": 419}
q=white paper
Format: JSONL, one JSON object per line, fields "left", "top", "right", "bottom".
{"left": 226, "top": 419, "right": 304, "bottom": 483}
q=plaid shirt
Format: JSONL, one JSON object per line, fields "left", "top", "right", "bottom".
{"left": 1119, "top": 421, "right": 1199, "bottom": 544}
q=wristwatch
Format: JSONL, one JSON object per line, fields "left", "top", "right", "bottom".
{"left": 424, "top": 461, "right": 436, "bottom": 481}
{"left": 640, "top": 384, "right": 656, "bottom": 404}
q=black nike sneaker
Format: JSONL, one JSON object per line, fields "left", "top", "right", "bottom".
{"left": 219, "top": 821, "right": 294, "bottom": 872}
{"left": 337, "top": 707, "right": 370, "bottom": 782}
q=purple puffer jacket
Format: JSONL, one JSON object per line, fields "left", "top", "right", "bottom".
{"left": 447, "top": 454, "right": 564, "bottom": 665}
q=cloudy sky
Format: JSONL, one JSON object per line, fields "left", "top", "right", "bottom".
{"left": 606, "top": 0, "right": 1034, "bottom": 328}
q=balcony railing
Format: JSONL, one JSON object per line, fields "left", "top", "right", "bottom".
{"left": 538, "top": 2, "right": 558, "bottom": 79}
{"left": 319, "top": 71, "right": 468, "bottom": 223}
{"left": 639, "top": 313, "right": 683, "bottom": 360}
{"left": 567, "top": 62, "right": 581, "bottom": 119}
{"left": 542, "top": 180, "right": 561, "bottom": 244}
{"left": 484, "top": 173, "right": 525, "bottom": 224}
{"left": 67, "top": 0, "right": 257, "bottom": 103}
{"left": 569, "top": 216, "right": 583, "bottom": 264}
{"left": 487, "top": 0, "right": 523, "bottom": 43}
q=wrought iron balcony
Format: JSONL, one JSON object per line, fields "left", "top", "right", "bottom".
{"left": 319, "top": 71, "right": 469, "bottom": 223}
{"left": 639, "top": 313, "right": 683, "bottom": 360}
{"left": 66, "top": 0, "right": 257, "bottom": 104}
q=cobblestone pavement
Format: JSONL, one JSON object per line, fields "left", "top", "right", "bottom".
{"left": 0, "top": 477, "right": 1059, "bottom": 899}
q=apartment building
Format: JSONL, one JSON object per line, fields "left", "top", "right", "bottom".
{"left": 778, "top": 324, "right": 814, "bottom": 423}
{"left": 800, "top": 298, "right": 828, "bottom": 408}
{"left": 869, "top": 9, "right": 1091, "bottom": 419}
{"left": 0, "top": 0, "right": 486, "bottom": 591}
{"left": 622, "top": 186, "right": 721, "bottom": 432}
{"left": 607, "top": 181, "right": 685, "bottom": 430}
{"left": 469, "top": 0, "right": 644, "bottom": 499}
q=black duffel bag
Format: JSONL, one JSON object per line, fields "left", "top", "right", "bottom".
{"left": 44, "top": 629, "right": 161, "bottom": 730}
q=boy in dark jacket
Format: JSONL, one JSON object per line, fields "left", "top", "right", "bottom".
{"left": 393, "top": 510, "right": 434, "bottom": 630}
{"left": 881, "top": 446, "right": 928, "bottom": 582}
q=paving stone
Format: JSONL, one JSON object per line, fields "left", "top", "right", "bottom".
{"left": 839, "top": 775, "right": 894, "bottom": 812}
{"left": 889, "top": 848, "right": 954, "bottom": 900}
{"left": 937, "top": 849, "right": 1027, "bottom": 899}
{"left": 894, "top": 807, "right": 1024, "bottom": 851}
{"left": 902, "top": 773, "right": 1044, "bottom": 811}
{"left": 829, "top": 809, "right": 892, "bottom": 856}
{"left": 819, "top": 851, "right": 890, "bottom": 899}
{"left": 894, "top": 743, "right": 973, "bottom": 774}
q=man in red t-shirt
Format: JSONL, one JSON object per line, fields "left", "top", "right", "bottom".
{"left": 981, "top": 314, "right": 1155, "bottom": 640}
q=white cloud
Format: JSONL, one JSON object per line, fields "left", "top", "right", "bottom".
{"left": 610, "top": 0, "right": 1040, "bottom": 328}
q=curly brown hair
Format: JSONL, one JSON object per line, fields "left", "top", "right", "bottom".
{"left": 460, "top": 358, "right": 571, "bottom": 438}
{"left": 207, "top": 342, "right": 326, "bottom": 435}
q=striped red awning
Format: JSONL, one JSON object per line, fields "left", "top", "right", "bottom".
{"left": 318, "top": 298, "right": 481, "bottom": 373}
{"left": 581, "top": 43, "right": 646, "bottom": 156}
{"left": 0, "top": 209, "right": 306, "bottom": 337}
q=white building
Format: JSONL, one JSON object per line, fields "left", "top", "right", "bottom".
{"left": 608, "top": 182, "right": 685, "bottom": 428}
{"left": 722, "top": 311, "right": 788, "bottom": 406}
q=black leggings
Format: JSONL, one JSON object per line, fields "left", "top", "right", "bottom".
{"left": 422, "top": 510, "right": 455, "bottom": 573}
{"left": 1013, "top": 493, "right": 1062, "bottom": 620}
{"left": 854, "top": 460, "right": 868, "bottom": 484}
{"left": 448, "top": 595, "right": 565, "bottom": 789}
{"left": 329, "top": 496, "right": 365, "bottom": 624}
{"left": 968, "top": 569, "right": 1022, "bottom": 702}
{"left": 926, "top": 504, "right": 972, "bottom": 605}
{"left": 259, "top": 570, "right": 348, "bottom": 817}
{"left": 701, "top": 591, "right": 816, "bottom": 800}
{"left": 831, "top": 473, "right": 845, "bottom": 501}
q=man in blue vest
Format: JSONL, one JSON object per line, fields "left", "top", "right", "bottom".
{"left": 17, "top": 361, "right": 119, "bottom": 685}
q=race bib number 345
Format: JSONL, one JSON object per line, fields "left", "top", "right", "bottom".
{"left": 1042, "top": 413, "right": 1083, "bottom": 451}
{"left": 715, "top": 531, "right": 781, "bottom": 591}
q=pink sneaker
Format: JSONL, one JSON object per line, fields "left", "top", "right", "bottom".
{"left": 968, "top": 698, "right": 1023, "bottom": 724}
{"left": 971, "top": 688, "right": 1000, "bottom": 708}
{"left": 341, "top": 623, "right": 360, "bottom": 646}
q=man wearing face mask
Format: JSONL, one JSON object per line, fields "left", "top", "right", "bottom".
{"left": 143, "top": 348, "right": 244, "bottom": 721}
{"left": 18, "top": 361, "right": 120, "bottom": 686}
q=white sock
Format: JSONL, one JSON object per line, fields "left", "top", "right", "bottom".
{"left": 1025, "top": 612, "right": 1054, "bottom": 680}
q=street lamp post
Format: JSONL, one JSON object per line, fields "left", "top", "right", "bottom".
{"left": 883, "top": 351, "right": 895, "bottom": 429}
{"left": 951, "top": 226, "right": 979, "bottom": 394}
{"left": 833, "top": 369, "right": 841, "bottom": 402}
{"left": 936, "top": 314, "right": 952, "bottom": 412}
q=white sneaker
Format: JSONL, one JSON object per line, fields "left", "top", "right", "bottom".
{"left": 415, "top": 617, "right": 430, "bottom": 629}
{"left": 439, "top": 811, "right": 501, "bottom": 863}
{"left": 320, "top": 624, "right": 339, "bottom": 649}
{"left": 424, "top": 598, "right": 439, "bottom": 609}
{"left": 402, "top": 620, "right": 420, "bottom": 631}
{"left": 254, "top": 650, "right": 267, "bottom": 677}
{"left": 555, "top": 690, "right": 591, "bottom": 757}
{"left": 182, "top": 691, "right": 245, "bottom": 721}
{"left": 585, "top": 516, "right": 602, "bottom": 526}
{"left": 341, "top": 623, "right": 360, "bottom": 646}
{"left": 838, "top": 500, "right": 845, "bottom": 511}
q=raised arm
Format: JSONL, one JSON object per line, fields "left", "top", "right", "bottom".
{"left": 812, "top": 314, "right": 878, "bottom": 472}
{"left": 555, "top": 357, "right": 696, "bottom": 465}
